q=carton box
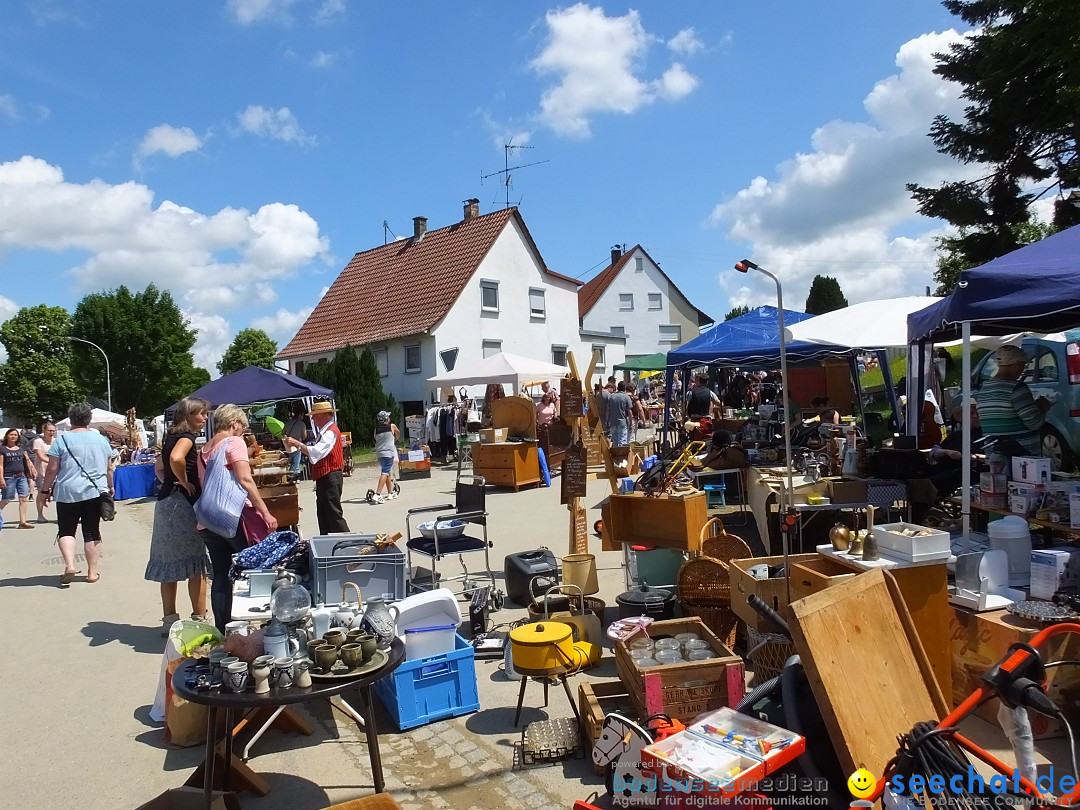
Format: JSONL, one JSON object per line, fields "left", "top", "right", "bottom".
{"left": 979, "top": 473, "right": 1008, "bottom": 494}
{"left": 479, "top": 427, "right": 508, "bottom": 443}
{"left": 728, "top": 553, "right": 819, "bottom": 631}
{"left": 1006, "top": 481, "right": 1045, "bottom": 516}
{"left": 1011, "top": 456, "right": 1051, "bottom": 485}
{"left": 1030, "top": 547, "right": 1080, "bottom": 600}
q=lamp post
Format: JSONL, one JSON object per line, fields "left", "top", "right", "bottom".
{"left": 68, "top": 336, "right": 112, "bottom": 412}
{"left": 734, "top": 259, "right": 794, "bottom": 602}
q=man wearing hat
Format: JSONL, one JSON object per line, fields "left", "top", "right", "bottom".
{"left": 284, "top": 401, "right": 350, "bottom": 534}
{"left": 975, "top": 344, "right": 1049, "bottom": 456}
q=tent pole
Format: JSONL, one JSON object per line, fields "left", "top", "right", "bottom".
{"left": 880, "top": 348, "right": 899, "bottom": 435}
{"left": 849, "top": 354, "right": 866, "bottom": 437}
{"left": 961, "top": 322, "right": 971, "bottom": 550}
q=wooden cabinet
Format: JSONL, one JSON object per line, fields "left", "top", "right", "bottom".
{"left": 599, "top": 491, "right": 709, "bottom": 553}
{"left": 471, "top": 442, "right": 541, "bottom": 491}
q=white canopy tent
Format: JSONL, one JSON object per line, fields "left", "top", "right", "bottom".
{"left": 784, "top": 297, "right": 942, "bottom": 348}
{"left": 426, "top": 352, "right": 568, "bottom": 389}
{"left": 56, "top": 407, "right": 150, "bottom": 447}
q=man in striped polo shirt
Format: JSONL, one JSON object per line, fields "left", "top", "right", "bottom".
{"left": 975, "top": 344, "right": 1049, "bottom": 456}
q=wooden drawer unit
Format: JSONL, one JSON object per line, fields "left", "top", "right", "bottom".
{"left": 471, "top": 442, "right": 541, "bottom": 491}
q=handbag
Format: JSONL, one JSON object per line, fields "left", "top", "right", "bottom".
{"left": 194, "top": 437, "right": 248, "bottom": 539}
{"left": 58, "top": 435, "right": 116, "bottom": 521}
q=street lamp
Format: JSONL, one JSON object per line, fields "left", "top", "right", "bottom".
{"left": 734, "top": 259, "right": 794, "bottom": 601}
{"left": 68, "top": 336, "right": 112, "bottom": 412}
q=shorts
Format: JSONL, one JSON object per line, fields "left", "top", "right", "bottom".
{"left": 56, "top": 496, "right": 106, "bottom": 543}
{"left": 378, "top": 456, "right": 394, "bottom": 475}
{"left": 1, "top": 475, "right": 30, "bottom": 500}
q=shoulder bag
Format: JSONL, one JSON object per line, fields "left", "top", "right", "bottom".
{"left": 194, "top": 437, "right": 248, "bottom": 539}
{"left": 58, "top": 435, "right": 116, "bottom": 520}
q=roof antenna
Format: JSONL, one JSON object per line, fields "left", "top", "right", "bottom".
{"left": 481, "top": 140, "right": 549, "bottom": 210}
{"left": 383, "top": 220, "right": 397, "bottom": 245}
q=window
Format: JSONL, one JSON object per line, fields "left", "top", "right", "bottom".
{"left": 1034, "top": 347, "right": 1059, "bottom": 382}
{"left": 482, "top": 339, "right": 502, "bottom": 358}
{"left": 619, "top": 293, "right": 634, "bottom": 311}
{"left": 404, "top": 344, "right": 421, "bottom": 373}
{"left": 529, "top": 288, "right": 546, "bottom": 319}
{"left": 480, "top": 280, "right": 499, "bottom": 312}
{"left": 659, "top": 325, "right": 682, "bottom": 343}
{"left": 439, "top": 347, "right": 458, "bottom": 372}
{"left": 551, "top": 345, "right": 568, "bottom": 367}
{"left": 294, "top": 361, "right": 305, "bottom": 375}
{"left": 592, "top": 344, "right": 606, "bottom": 368}
{"left": 635, "top": 257, "right": 644, "bottom": 272}
{"left": 374, "top": 348, "right": 388, "bottom": 377}
{"left": 648, "top": 292, "right": 663, "bottom": 310}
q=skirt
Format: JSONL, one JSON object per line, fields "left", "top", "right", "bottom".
{"left": 144, "top": 490, "right": 210, "bottom": 583}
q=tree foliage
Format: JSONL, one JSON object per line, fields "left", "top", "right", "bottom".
{"left": 932, "top": 219, "right": 1054, "bottom": 294}
{"left": 299, "top": 346, "right": 397, "bottom": 446}
{"left": 909, "top": 0, "right": 1080, "bottom": 268}
{"left": 218, "top": 328, "right": 278, "bottom": 376}
{"left": 71, "top": 284, "right": 209, "bottom": 415}
{"left": 724, "top": 305, "right": 751, "bottom": 321}
{"left": 0, "top": 305, "right": 82, "bottom": 423}
{"left": 804, "top": 275, "right": 849, "bottom": 315}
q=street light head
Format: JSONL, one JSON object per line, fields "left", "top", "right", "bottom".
{"left": 734, "top": 259, "right": 759, "bottom": 273}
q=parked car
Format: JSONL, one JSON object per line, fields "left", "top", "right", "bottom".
{"left": 970, "top": 330, "right": 1080, "bottom": 470}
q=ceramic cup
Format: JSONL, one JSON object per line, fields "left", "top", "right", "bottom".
{"left": 345, "top": 628, "right": 365, "bottom": 644}
{"left": 339, "top": 642, "right": 363, "bottom": 670}
{"left": 356, "top": 633, "right": 377, "bottom": 663}
{"left": 253, "top": 654, "right": 275, "bottom": 670}
{"left": 219, "top": 656, "right": 240, "bottom": 672}
{"left": 225, "top": 662, "right": 249, "bottom": 692}
{"left": 272, "top": 657, "right": 295, "bottom": 688}
{"left": 314, "top": 644, "right": 338, "bottom": 671}
{"left": 306, "top": 639, "right": 324, "bottom": 660}
{"left": 252, "top": 662, "right": 271, "bottom": 694}
{"left": 323, "top": 629, "right": 347, "bottom": 649}
{"left": 225, "top": 620, "right": 249, "bottom": 637}
{"left": 295, "top": 658, "right": 313, "bottom": 688}
{"left": 208, "top": 648, "right": 228, "bottom": 674}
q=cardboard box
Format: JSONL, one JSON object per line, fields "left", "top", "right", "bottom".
{"left": 1006, "top": 481, "right": 1045, "bottom": 516}
{"left": 1011, "top": 456, "right": 1051, "bottom": 485}
{"left": 1044, "top": 480, "right": 1080, "bottom": 512}
{"left": 826, "top": 477, "right": 867, "bottom": 504}
{"left": 949, "top": 606, "right": 1080, "bottom": 739}
{"left": 479, "top": 427, "right": 508, "bottom": 443}
{"left": 979, "top": 473, "right": 1008, "bottom": 494}
{"left": 1030, "top": 547, "right": 1080, "bottom": 600}
{"left": 728, "top": 553, "right": 819, "bottom": 631}
{"left": 135, "top": 787, "right": 239, "bottom": 810}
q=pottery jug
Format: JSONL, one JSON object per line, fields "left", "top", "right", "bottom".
{"left": 360, "top": 597, "right": 399, "bottom": 650}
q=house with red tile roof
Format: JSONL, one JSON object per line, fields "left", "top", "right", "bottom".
{"left": 278, "top": 200, "right": 626, "bottom": 413}
{"left": 578, "top": 245, "right": 713, "bottom": 360}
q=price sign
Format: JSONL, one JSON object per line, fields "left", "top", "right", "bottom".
{"left": 561, "top": 379, "right": 584, "bottom": 418}
{"left": 560, "top": 442, "right": 589, "bottom": 504}
{"left": 570, "top": 503, "right": 589, "bottom": 554}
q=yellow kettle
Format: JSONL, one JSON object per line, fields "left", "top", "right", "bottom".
{"left": 509, "top": 621, "right": 579, "bottom": 677}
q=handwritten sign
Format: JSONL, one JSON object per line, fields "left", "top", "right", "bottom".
{"left": 561, "top": 378, "right": 584, "bottom": 418}
{"left": 408, "top": 450, "right": 425, "bottom": 462}
{"left": 561, "top": 442, "right": 588, "bottom": 504}
{"left": 570, "top": 502, "right": 589, "bottom": 554}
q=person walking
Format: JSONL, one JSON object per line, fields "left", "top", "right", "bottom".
{"left": 282, "top": 401, "right": 310, "bottom": 478}
{"left": 31, "top": 422, "right": 56, "bottom": 523}
{"left": 40, "top": 403, "right": 118, "bottom": 585}
{"left": 1, "top": 428, "right": 36, "bottom": 529}
{"left": 284, "top": 400, "right": 350, "bottom": 533}
{"left": 602, "top": 382, "right": 634, "bottom": 447}
{"left": 145, "top": 397, "right": 210, "bottom": 634}
{"left": 371, "top": 410, "right": 400, "bottom": 504}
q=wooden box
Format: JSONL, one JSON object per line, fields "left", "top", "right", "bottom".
{"left": 258, "top": 483, "right": 299, "bottom": 527}
{"left": 613, "top": 617, "right": 745, "bottom": 725}
{"left": 826, "top": 477, "right": 867, "bottom": 504}
{"left": 578, "top": 679, "right": 636, "bottom": 772}
{"left": 949, "top": 605, "right": 1080, "bottom": 739}
{"left": 728, "top": 553, "right": 819, "bottom": 632}
{"left": 789, "top": 555, "right": 858, "bottom": 601}
{"left": 600, "top": 491, "right": 708, "bottom": 553}
{"left": 471, "top": 442, "right": 541, "bottom": 490}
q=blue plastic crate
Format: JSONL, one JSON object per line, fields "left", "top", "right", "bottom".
{"left": 374, "top": 633, "right": 479, "bottom": 730}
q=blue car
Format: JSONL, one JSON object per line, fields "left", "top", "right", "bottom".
{"left": 971, "top": 329, "right": 1080, "bottom": 470}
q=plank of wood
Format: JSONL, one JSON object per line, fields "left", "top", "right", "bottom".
{"left": 788, "top": 568, "right": 944, "bottom": 776}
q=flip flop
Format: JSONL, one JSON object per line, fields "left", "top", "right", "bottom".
{"left": 60, "top": 571, "right": 76, "bottom": 587}
{"left": 86, "top": 574, "right": 101, "bottom": 584}
{"left": 18, "top": 523, "right": 35, "bottom": 529}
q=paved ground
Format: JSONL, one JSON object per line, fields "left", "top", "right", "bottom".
{"left": 0, "top": 461, "right": 1065, "bottom": 809}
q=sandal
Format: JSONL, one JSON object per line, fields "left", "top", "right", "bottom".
{"left": 18, "top": 523, "right": 35, "bottom": 529}
{"left": 86, "top": 573, "right": 101, "bottom": 584}
{"left": 60, "top": 570, "right": 76, "bottom": 587}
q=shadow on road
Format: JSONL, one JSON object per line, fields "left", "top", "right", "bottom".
{"left": 82, "top": 620, "right": 165, "bottom": 654}
{"left": 0, "top": 574, "right": 68, "bottom": 588}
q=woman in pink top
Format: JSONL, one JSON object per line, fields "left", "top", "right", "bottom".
{"left": 197, "top": 404, "right": 277, "bottom": 632}
{"left": 535, "top": 390, "right": 558, "bottom": 428}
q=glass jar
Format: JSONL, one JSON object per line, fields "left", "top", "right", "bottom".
{"left": 655, "top": 638, "right": 680, "bottom": 651}
{"left": 636, "top": 657, "right": 660, "bottom": 668}
{"left": 688, "top": 649, "right": 718, "bottom": 661}
{"left": 656, "top": 649, "right": 683, "bottom": 665}
{"left": 673, "top": 632, "right": 700, "bottom": 647}
{"left": 630, "top": 638, "right": 655, "bottom": 653}
{"left": 684, "top": 639, "right": 710, "bottom": 653}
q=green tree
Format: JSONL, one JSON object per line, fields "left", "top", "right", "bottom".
{"left": 218, "top": 328, "right": 278, "bottom": 376}
{"left": 804, "top": 275, "right": 849, "bottom": 315}
{"left": 908, "top": 0, "right": 1080, "bottom": 267}
{"left": 0, "top": 305, "right": 82, "bottom": 423}
{"left": 71, "top": 284, "right": 209, "bottom": 415}
{"left": 724, "top": 305, "right": 751, "bottom": 321}
{"left": 932, "top": 219, "right": 1054, "bottom": 294}
{"left": 330, "top": 345, "right": 366, "bottom": 440}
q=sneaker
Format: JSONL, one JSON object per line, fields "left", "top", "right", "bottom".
{"left": 161, "top": 613, "right": 180, "bottom": 637}
{"left": 372, "top": 495, "right": 385, "bottom": 504}
{"left": 386, "top": 492, "right": 398, "bottom": 500}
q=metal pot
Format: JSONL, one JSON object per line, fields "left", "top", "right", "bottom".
{"left": 615, "top": 583, "right": 677, "bottom": 621}
{"left": 508, "top": 621, "right": 579, "bottom": 677}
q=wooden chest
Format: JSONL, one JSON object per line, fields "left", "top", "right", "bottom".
{"left": 471, "top": 442, "right": 541, "bottom": 491}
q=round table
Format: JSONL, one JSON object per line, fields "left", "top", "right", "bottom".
{"left": 172, "top": 638, "right": 404, "bottom": 808}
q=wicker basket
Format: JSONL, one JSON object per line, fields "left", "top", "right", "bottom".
{"left": 680, "top": 599, "right": 738, "bottom": 649}
{"left": 745, "top": 625, "right": 797, "bottom": 686}
{"left": 699, "top": 517, "right": 751, "bottom": 566}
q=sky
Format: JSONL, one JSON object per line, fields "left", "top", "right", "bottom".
{"left": 0, "top": 0, "right": 988, "bottom": 374}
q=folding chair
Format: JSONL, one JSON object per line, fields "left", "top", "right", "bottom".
{"left": 405, "top": 474, "right": 503, "bottom": 607}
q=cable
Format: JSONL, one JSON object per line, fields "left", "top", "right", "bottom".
{"left": 1059, "top": 710, "right": 1080, "bottom": 783}
{"left": 1045, "top": 659, "right": 1080, "bottom": 670}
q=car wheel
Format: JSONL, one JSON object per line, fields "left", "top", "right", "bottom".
{"left": 1041, "top": 428, "right": 1075, "bottom": 472}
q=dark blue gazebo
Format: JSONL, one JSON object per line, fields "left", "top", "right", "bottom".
{"left": 182, "top": 365, "right": 334, "bottom": 409}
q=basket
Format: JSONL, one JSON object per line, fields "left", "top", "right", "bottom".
{"left": 526, "top": 594, "right": 606, "bottom": 625}
{"left": 745, "top": 625, "right": 797, "bottom": 686}
{"left": 699, "top": 517, "right": 751, "bottom": 566}
{"left": 677, "top": 557, "right": 732, "bottom": 604}
{"left": 680, "top": 600, "right": 738, "bottom": 649}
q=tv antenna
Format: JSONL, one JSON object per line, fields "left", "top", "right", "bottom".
{"left": 481, "top": 141, "right": 549, "bottom": 209}
{"left": 383, "top": 220, "right": 397, "bottom": 245}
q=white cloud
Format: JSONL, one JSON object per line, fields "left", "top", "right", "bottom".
{"left": 237, "top": 105, "right": 316, "bottom": 146}
{"left": 0, "top": 294, "right": 18, "bottom": 363}
{"left": 227, "top": 0, "right": 298, "bottom": 25}
{"left": 530, "top": 4, "right": 699, "bottom": 137}
{"left": 185, "top": 311, "right": 233, "bottom": 374}
{"left": 0, "top": 94, "right": 18, "bottom": 120}
{"left": 314, "top": 0, "right": 346, "bottom": 23}
{"left": 311, "top": 51, "right": 337, "bottom": 68}
{"left": 708, "top": 30, "right": 977, "bottom": 309}
{"left": 0, "top": 154, "right": 331, "bottom": 303}
{"left": 668, "top": 27, "right": 703, "bottom": 56}
{"left": 135, "top": 124, "right": 203, "bottom": 168}
{"left": 251, "top": 306, "right": 313, "bottom": 345}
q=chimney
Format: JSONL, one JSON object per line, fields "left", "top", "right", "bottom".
{"left": 463, "top": 198, "right": 480, "bottom": 221}
{"left": 413, "top": 216, "right": 427, "bottom": 239}
{"left": 611, "top": 244, "right": 622, "bottom": 266}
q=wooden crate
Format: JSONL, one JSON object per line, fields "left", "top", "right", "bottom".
{"left": 613, "top": 617, "right": 744, "bottom": 725}
{"left": 578, "top": 679, "right": 637, "bottom": 773}
{"left": 789, "top": 555, "right": 858, "bottom": 601}
{"left": 728, "top": 553, "right": 819, "bottom": 632}
{"left": 600, "top": 491, "right": 708, "bottom": 553}
{"left": 258, "top": 483, "right": 299, "bottom": 527}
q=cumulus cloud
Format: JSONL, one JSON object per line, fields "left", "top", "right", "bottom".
{"left": 0, "top": 294, "right": 18, "bottom": 363}
{"left": 185, "top": 311, "right": 233, "bottom": 374}
{"left": 314, "top": 0, "right": 346, "bottom": 22}
{"left": 708, "top": 30, "right": 977, "bottom": 308}
{"left": 135, "top": 124, "right": 203, "bottom": 168}
{"left": 668, "top": 27, "right": 703, "bottom": 56}
{"left": 0, "top": 94, "right": 18, "bottom": 120}
{"left": 530, "top": 4, "right": 700, "bottom": 137}
{"left": 251, "top": 306, "right": 314, "bottom": 345}
{"left": 237, "top": 105, "right": 316, "bottom": 146}
{"left": 227, "top": 0, "right": 298, "bottom": 25}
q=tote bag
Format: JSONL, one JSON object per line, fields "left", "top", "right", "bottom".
{"left": 194, "top": 438, "right": 248, "bottom": 538}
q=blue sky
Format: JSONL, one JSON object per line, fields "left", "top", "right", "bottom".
{"left": 1, "top": 0, "right": 980, "bottom": 373}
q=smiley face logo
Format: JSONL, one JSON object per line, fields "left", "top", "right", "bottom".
{"left": 847, "top": 768, "right": 877, "bottom": 799}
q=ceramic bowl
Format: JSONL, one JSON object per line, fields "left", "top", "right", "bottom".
{"left": 417, "top": 519, "right": 467, "bottom": 540}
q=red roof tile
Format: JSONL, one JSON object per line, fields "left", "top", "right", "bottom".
{"left": 279, "top": 208, "right": 578, "bottom": 360}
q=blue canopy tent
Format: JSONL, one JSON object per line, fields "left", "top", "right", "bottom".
{"left": 179, "top": 365, "right": 334, "bottom": 409}
{"left": 907, "top": 223, "right": 1080, "bottom": 546}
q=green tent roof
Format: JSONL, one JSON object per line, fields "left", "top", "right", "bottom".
{"left": 613, "top": 352, "right": 667, "bottom": 372}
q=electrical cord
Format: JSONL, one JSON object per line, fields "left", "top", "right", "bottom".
{"left": 1045, "top": 659, "right": 1080, "bottom": 670}
{"left": 1059, "top": 710, "right": 1080, "bottom": 783}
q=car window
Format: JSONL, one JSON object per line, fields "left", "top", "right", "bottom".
{"left": 976, "top": 357, "right": 999, "bottom": 387}
{"left": 1034, "top": 347, "right": 1058, "bottom": 382}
